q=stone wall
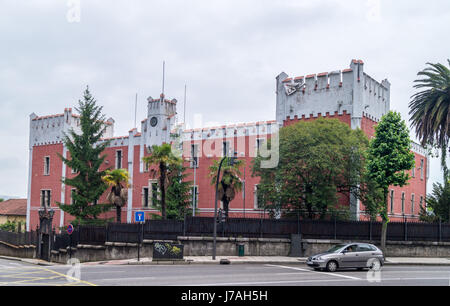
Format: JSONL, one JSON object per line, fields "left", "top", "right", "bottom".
{"left": 3, "top": 237, "right": 449, "bottom": 263}
{"left": 301, "top": 239, "right": 450, "bottom": 258}
{"left": 0, "top": 241, "right": 36, "bottom": 259}
{"left": 49, "top": 238, "right": 291, "bottom": 263}
{"left": 179, "top": 237, "right": 291, "bottom": 257}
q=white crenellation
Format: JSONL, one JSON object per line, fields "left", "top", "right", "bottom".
{"left": 410, "top": 142, "right": 428, "bottom": 156}
{"left": 276, "top": 60, "right": 391, "bottom": 130}
{"left": 182, "top": 121, "right": 277, "bottom": 142}
{"left": 29, "top": 108, "right": 115, "bottom": 147}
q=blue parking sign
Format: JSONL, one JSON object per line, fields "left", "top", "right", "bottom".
{"left": 135, "top": 211, "right": 145, "bottom": 223}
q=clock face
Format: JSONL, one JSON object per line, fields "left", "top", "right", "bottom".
{"left": 150, "top": 117, "right": 158, "bottom": 127}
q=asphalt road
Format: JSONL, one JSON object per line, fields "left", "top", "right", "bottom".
{"left": 0, "top": 257, "right": 449, "bottom": 286}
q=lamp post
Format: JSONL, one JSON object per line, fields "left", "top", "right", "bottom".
{"left": 212, "top": 152, "right": 238, "bottom": 260}
{"left": 192, "top": 158, "right": 197, "bottom": 217}
{"left": 243, "top": 167, "right": 246, "bottom": 219}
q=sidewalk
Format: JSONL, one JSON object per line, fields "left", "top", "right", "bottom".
{"left": 0, "top": 255, "right": 55, "bottom": 266}
{"left": 2, "top": 255, "right": 450, "bottom": 266}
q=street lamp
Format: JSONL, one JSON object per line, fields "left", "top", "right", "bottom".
{"left": 192, "top": 157, "right": 197, "bottom": 217}
{"left": 212, "top": 151, "right": 238, "bottom": 260}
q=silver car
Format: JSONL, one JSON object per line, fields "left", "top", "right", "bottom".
{"left": 306, "top": 243, "right": 385, "bottom": 272}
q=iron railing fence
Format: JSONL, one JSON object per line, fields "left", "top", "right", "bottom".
{"left": 52, "top": 232, "right": 75, "bottom": 251}
{"left": 6, "top": 218, "right": 448, "bottom": 252}
{"left": 78, "top": 225, "right": 106, "bottom": 245}
{"left": 143, "top": 219, "right": 184, "bottom": 240}
{"left": 0, "top": 230, "right": 38, "bottom": 246}
{"left": 107, "top": 222, "right": 141, "bottom": 243}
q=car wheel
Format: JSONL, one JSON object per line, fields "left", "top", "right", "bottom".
{"left": 326, "top": 261, "right": 338, "bottom": 272}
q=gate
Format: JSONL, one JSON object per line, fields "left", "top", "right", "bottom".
{"left": 38, "top": 208, "right": 55, "bottom": 261}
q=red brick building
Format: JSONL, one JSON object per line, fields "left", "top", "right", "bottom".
{"left": 26, "top": 60, "right": 429, "bottom": 231}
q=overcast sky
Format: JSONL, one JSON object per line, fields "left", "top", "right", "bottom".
{"left": 0, "top": 0, "right": 449, "bottom": 198}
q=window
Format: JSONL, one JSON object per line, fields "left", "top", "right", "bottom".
{"left": 256, "top": 138, "right": 265, "bottom": 156}
{"left": 142, "top": 187, "right": 149, "bottom": 208}
{"left": 44, "top": 156, "right": 50, "bottom": 175}
{"left": 116, "top": 150, "right": 123, "bottom": 169}
{"left": 411, "top": 194, "right": 415, "bottom": 215}
{"left": 40, "top": 190, "right": 51, "bottom": 207}
{"left": 356, "top": 244, "right": 373, "bottom": 252}
{"left": 191, "top": 144, "right": 199, "bottom": 168}
{"left": 401, "top": 192, "right": 405, "bottom": 214}
{"left": 254, "top": 185, "right": 264, "bottom": 209}
{"left": 70, "top": 189, "right": 76, "bottom": 205}
{"left": 223, "top": 141, "right": 230, "bottom": 157}
{"left": 412, "top": 166, "right": 415, "bottom": 178}
{"left": 144, "top": 161, "right": 149, "bottom": 172}
{"left": 420, "top": 159, "right": 424, "bottom": 180}
{"left": 390, "top": 190, "right": 394, "bottom": 213}
{"left": 420, "top": 196, "right": 424, "bottom": 209}
{"left": 191, "top": 186, "right": 198, "bottom": 208}
{"left": 150, "top": 181, "right": 159, "bottom": 207}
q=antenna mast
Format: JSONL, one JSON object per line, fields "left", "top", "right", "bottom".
{"left": 183, "top": 84, "right": 187, "bottom": 124}
{"left": 134, "top": 93, "right": 138, "bottom": 129}
{"left": 162, "top": 61, "right": 165, "bottom": 95}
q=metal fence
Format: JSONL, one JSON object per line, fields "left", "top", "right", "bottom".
{"left": 0, "top": 230, "right": 38, "bottom": 246}
{"left": 4, "top": 217, "right": 444, "bottom": 252}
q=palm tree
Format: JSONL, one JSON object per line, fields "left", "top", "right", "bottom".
{"left": 420, "top": 180, "right": 450, "bottom": 223}
{"left": 209, "top": 157, "right": 244, "bottom": 219}
{"left": 142, "top": 143, "right": 182, "bottom": 220}
{"left": 102, "top": 169, "right": 129, "bottom": 222}
{"left": 409, "top": 60, "right": 450, "bottom": 182}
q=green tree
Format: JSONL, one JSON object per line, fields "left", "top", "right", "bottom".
{"left": 0, "top": 198, "right": 4, "bottom": 202}
{"left": 143, "top": 143, "right": 182, "bottom": 220}
{"left": 209, "top": 157, "right": 244, "bottom": 219}
{"left": 102, "top": 169, "right": 129, "bottom": 223}
{"left": 409, "top": 60, "right": 450, "bottom": 182}
{"left": 359, "top": 173, "right": 385, "bottom": 221}
{"left": 366, "top": 111, "right": 415, "bottom": 250}
{"left": 166, "top": 163, "right": 193, "bottom": 220}
{"left": 57, "top": 87, "right": 112, "bottom": 226}
{"left": 0, "top": 220, "right": 17, "bottom": 232}
{"left": 420, "top": 181, "right": 450, "bottom": 223}
{"left": 252, "top": 118, "right": 370, "bottom": 220}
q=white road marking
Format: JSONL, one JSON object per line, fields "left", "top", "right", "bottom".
{"left": 99, "top": 276, "right": 156, "bottom": 282}
{"left": 265, "top": 264, "right": 362, "bottom": 280}
{"left": 186, "top": 277, "right": 450, "bottom": 286}
{"left": 186, "top": 279, "right": 359, "bottom": 286}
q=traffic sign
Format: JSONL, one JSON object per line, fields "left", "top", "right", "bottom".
{"left": 67, "top": 224, "right": 74, "bottom": 235}
{"left": 135, "top": 211, "right": 145, "bottom": 223}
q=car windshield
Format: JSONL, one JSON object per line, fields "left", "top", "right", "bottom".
{"left": 326, "top": 244, "right": 347, "bottom": 253}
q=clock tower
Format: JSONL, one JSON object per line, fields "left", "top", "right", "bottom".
{"left": 143, "top": 93, "right": 177, "bottom": 147}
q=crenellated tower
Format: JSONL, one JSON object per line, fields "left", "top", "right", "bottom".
{"left": 141, "top": 93, "right": 177, "bottom": 148}
{"left": 276, "top": 59, "right": 391, "bottom": 135}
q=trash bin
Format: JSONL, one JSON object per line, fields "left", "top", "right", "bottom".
{"left": 238, "top": 244, "right": 245, "bottom": 257}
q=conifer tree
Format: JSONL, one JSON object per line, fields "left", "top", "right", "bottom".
{"left": 57, "top": 87, "right": 112, "bottom": 226}
{"left": 166, "top": 163, "right": 193, "bottom": 220}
